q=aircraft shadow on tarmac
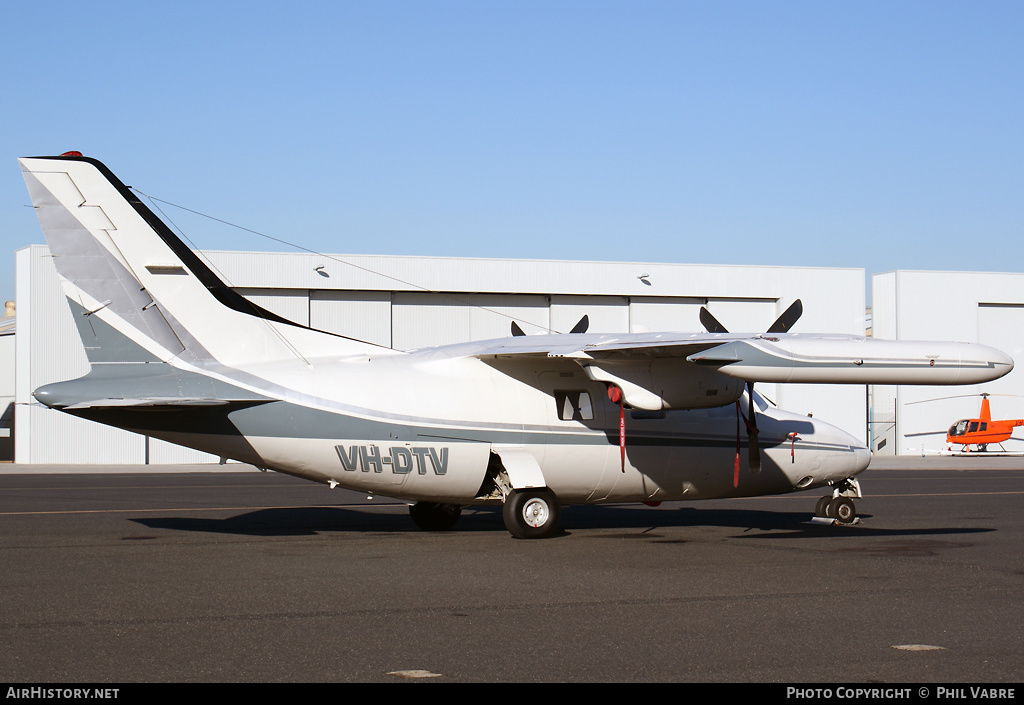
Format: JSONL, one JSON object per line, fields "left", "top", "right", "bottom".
{"left": 131, "top": 503, "right": 995, "bottom": 540}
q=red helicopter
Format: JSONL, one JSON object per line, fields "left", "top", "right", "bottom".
{"left": 945, "top": 394, "right": 1024, "bottom": 452}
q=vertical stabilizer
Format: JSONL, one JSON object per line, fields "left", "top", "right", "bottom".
{"left": 20, "top": 155, "right": 389, "bottom": 369}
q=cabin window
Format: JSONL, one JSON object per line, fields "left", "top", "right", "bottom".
{"left": 969, "top": 421, "right": 979, "bottom": 433}
{"left": 555, "top": 391, "right": 594, "bottom": 421}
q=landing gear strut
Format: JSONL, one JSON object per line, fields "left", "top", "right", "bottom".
{"left": 503, "top": 488, "right": 561, "bottom": 539}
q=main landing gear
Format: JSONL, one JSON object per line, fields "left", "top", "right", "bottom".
{"left": 409, "top": 501, "right": 462, "bottom": 531}
{"left": 502, "top": 488, "right": 561, "bottom": 539}
{"left": 409, "top": 490, "right": 562, "bottom": 538}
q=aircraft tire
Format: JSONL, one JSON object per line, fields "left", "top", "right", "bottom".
{"left": 829, "top": 497, "right": 856, "bottom": 525}
{"left": 815, "top": 496, "right": 831, "bottom": 518}
{"left": 503, "top": 488, "right": 561, "bottom": 539}
{"left": 409, "top": 502, "right": 462, "bottom": 531}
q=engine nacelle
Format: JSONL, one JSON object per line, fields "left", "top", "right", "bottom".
{"left": 581, "top": 359, "right": 743, "bottom": 411}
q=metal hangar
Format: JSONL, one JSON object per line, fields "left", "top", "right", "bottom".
{"left": 15, "top": 245, "right": 868, "bottom": 464}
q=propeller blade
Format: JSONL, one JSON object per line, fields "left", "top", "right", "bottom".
{"left": 747, "top": 382, "right": 760, "bottom": 474}
{"left": 570, "top": 315, "right": 589, "bottom": 334}
{"left": 767, "top": 299, "right": 802, "bottom": 334}
{"left": 699, "top": 307, "right": 729, "bottom": 334}
{"left": 511, "top": 321, "right": 526, "bottom": 337}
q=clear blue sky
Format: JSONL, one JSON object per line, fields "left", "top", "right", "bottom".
{"left": 2, "top": 1, "right": 1022, "bottom": 306}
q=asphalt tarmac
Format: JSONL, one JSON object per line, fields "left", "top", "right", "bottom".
{"left": 1, "top": 457, "right": 1022, "bottom": 684}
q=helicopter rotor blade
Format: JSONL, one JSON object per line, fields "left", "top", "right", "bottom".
{"left": 905, "top": 393, "right": 1023, "bottom": 405}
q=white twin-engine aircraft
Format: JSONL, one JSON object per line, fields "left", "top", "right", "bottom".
{"left": 20, "top": 154, "right": 1013, "bottom": 538}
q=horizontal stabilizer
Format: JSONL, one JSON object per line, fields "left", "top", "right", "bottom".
{"left": 33, "top": 362, "right": 274, "bottom": 412}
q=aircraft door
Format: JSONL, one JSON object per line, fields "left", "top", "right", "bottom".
{"left": 536, "top": 370, "right": 616, "bottom": 502}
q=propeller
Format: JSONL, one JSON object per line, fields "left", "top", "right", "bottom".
{"left": 699, "top": 307, "right": 728, "bottom": 334}
{"left": 698, "top": 299, "right": 803, "bottom": 337}
{"left": 699, "top": 299, "right": 802, "bottom": 476}
{"left": 767, "top": 299, "right": 803, "bottom": 334}
{"left": 510, "top": 315, "right": 589, "bottom": 337}
{"left": 745, "top": 382, "right": 760, "bottom": 473}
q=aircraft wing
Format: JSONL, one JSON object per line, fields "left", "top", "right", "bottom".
{"left": 469, "top": 331, "right": 1012, "bottom": 411}
{"left": 468, "top": 331, "right": 743, "bottom": 359}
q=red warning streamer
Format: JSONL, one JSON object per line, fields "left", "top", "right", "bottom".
{"left": 734, "top": 401, "right": 741, "bottom": 488}
{"left": 608, "top": 386, "right": 625, "bottom": 472}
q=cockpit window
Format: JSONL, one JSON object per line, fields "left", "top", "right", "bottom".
{"left": 949, "top": 420, "right": 969, "bottom": 436}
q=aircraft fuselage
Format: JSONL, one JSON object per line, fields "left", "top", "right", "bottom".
{"left": 40, "top": 349, "right": 869, "bottom": 506}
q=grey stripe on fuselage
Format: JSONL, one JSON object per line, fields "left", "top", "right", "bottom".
{"left": 44, "top": 297, "right": 857, "bottom": 455}
{"left": 66, "top": 389, "right": 854, "bottom": 454}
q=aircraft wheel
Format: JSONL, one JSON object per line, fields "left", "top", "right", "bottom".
{"left": 503, "top": 488, "right": 561, "bottom": 539}
{"left": 829, "top": 497, "right": 856, "bottom": 525}
{"left": 815, "top": 496, "right": 832, "bottom": 518}
{"left": 409, "top": 502, "right": 462, "bottom": 531}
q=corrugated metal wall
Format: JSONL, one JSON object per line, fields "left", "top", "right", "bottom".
{"left": 872, "top": 270, "right": 1024, "bottom": 455}
{"left": 16, "top": 246, "right": 153, "bottom": 463}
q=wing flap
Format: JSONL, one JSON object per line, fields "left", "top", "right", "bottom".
{"left": 469, "top": 332, "right": 748, "bottom": 359}
{"left": 60, "top": 398, "right": 273, "bottom": 411}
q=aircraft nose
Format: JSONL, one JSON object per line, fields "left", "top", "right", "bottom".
{"left": 815, "top": 421, "right": 870, "bottom": 478}
{"left": 777, "top": 413, "right": 870, "bottom": 486}
{"left": 851, "top": 442, "right": 871, "bottom": 476}
{"left": 764, "top": 406, "right": 872, "bottom": 489}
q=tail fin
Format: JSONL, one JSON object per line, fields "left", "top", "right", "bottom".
{"left": 20, "top": 155, "right": 385, "bottom": 368}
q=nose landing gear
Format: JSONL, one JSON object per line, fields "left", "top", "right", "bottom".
{"left": 813, "top": 479, "right": 861, "bottom": 525}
